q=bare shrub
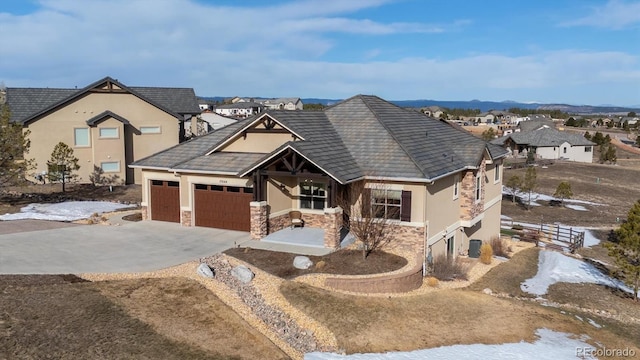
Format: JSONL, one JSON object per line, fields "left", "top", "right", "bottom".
{"left": 480, "top": 243, "right": 493, "bottom": 265}
{"left": 490, "top": 236, "right": 511, "bottom": 258}
{"left": 315, "top": 260, "right": 326, "bottom": 270}
{"left": 426, "top": 277, "right": 439, "bottom": 287}
{"left": 431, "top": 255, "right": 471, "bottom": 281}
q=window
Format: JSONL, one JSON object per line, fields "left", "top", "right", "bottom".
{"left": 99, "top": 127, "right": 118, "bottom": 138}
{"left": 372, "top": 189, "right": 401, "bottom": 220}
{"left": 453, "top": 174, "right": 460, "bottom": 199}
{"left": 140, "top": 126, "right": 161, "bottom": 134}
{"left": 563, "top": 147, "right": 567, "bottom": 154}
{"left": 446, "top": 235, "right": 455, "bottom": 258}
{"left": 100, "top": 161, "right": 120, "bottom": 173}
{"left": 494, "top": 163, "right": 501, "bottom": 183}
{"left": 299, "top": 182, "right": 326, "bottom": 210}
{"left": 585, "top": 146, "right": 592, "bottom": 152}
{"left": 74, "top": 128, "right": 90, "bottom": 147}
{"left": 475, "top": 173, "right": 482, "bottom": 202}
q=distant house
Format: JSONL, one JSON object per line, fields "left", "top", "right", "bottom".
{"left": 261, "top": 97, "right": 303, "bottom": 111}
{"left": 5, "top": 76, "right": 201, "bottom": 184}
{"left": 491, "top": 125, "right": 595, "bottom": 163}
{"left": 476, "top": 113, "right": 495, "bottom": 124}
{"left": 197, "top": 98, "right": 215, "bottom": 111}
{"left": 214, "top": 102, "right": 265, "bottom": 119}
{"left": 421, "top": 106, "right": 444, "bottom": 118}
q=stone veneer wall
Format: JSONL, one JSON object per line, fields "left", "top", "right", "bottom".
{"left": 141, "top": 206, "right": 148, "bottom": 221}
{"left": 250, "top": 202, "right": 268, "bottom": 240}
{"left": 323, "top": 208, "right": 342, "bottom": 249}
{"left": 384, "top": 225, "right": 425, "bottom": 256}
{"left": 268, "top": 212, "right": 326, "bottom": 234}
{"left": 181, "top": 210, "right": 192, "bottom": 227}
{"left": 459, "top": 161, "right": 486, "bottom": 221}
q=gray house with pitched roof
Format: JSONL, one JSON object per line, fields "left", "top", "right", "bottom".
{"left": 491, "top": 125, "right": 595, "bottom": 163}
{"left": 131, "top": 95, "right": 508, "bottom": 258}
{"left": 5, "top": 77, "right": 201, "bottom": 184}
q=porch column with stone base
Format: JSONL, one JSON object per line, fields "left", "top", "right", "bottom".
{"left": 324, "top": 207, "right": 343, "bottom": 249}
{"left": 250, "top": 201, "right": 268, "bottom": 240}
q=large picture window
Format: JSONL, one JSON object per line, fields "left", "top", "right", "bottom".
{"left": 372, "top": 189, "right": 401, "bottom": 220}
{"left": 74, "top": 128, "right": 90, "bottom": 147}
{"left": 299, "top": 182, "right": 326, "bottom": 210}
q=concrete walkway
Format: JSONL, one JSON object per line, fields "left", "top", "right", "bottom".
{"left": 0, "top": 218, "right": 249, "bottom": 274}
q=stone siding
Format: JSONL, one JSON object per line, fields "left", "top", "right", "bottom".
{"left": 384, "top": 225, "right": 425, "bottom": 256}
{"left": 180, "top": 210, "right": 192, "bottom": 227}
{"left": 323, "top": 208, "right": 343, "bottom": 249}
{"left": 250, "top": 202, "right": 268, "bottom": 240}
{"left": 459, "top": 161, "right": 486, "bottom": 221}
{"left": 141, "top": 206, "right": 148, "bottom": 221}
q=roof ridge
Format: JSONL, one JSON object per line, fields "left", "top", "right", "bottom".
{"left": 358, "top": 95, "right": 431, "bottom": 178}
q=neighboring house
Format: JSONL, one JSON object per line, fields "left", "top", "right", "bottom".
{"left": 5, "top": 76, "right": 201, "bottom": 185}
{"left": 476, "top": 113, "right": 495, "bottom": 124}
{"left": 261, "top": 97, "right": 303, "bottom": 111}
{"left": 491, "top": 125, "right": 595, "bottom": 163}
{"left": 197, "top": 111, "right": 238, "bottom": 130}
{"left": 421, "top": 106, "right": 444, "bottom": 118}
{"left": 214, "top": 102, "right": 265, "bottom": 118}
{"left": 197, "top": 97, "right": 215, "bottom": 111}
{"left": 131, "top": 95, "right": 508, "bottom": 260}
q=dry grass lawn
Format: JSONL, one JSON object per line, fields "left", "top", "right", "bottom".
{"left": 281, "top": 246, "right": 640, "bottom": 354}
{"left": 0, "top": 275, "right": 288, "bottom": 360}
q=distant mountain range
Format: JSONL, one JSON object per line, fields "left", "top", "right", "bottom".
{"left": 200, "top": 96, "right": 639, "bottom": 115}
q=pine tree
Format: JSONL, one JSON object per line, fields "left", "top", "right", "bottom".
{"left": 607, "top": 201, "right": 640, "bottom": 301}
{"left": 505, "top": 175, "right": 522, "bottom": 203}
{"left": 0, "top": 104, "right": 34, "bottom": 186}
{"left": 47, "top": 142, "right": 80, "bottom": 192}
{"left": 553, "top": 181, "right": 573, "bottom": 206}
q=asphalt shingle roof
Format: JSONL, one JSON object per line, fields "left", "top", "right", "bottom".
{"left": 134, "top": 95, "right": 508, "bottom": 183}
{"left": 492, "top": 127, "right": 595, "bottom": 147}
{"left": 5, "top": 77, "right": 200, "bottom": 124}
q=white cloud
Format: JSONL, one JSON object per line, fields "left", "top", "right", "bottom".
{"left": 560, "top": 0, "right": 640, "bottom": 29}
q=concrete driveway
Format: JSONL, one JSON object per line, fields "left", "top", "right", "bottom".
{"left": 0, "top": 220, "right": 249, "bottom": 274}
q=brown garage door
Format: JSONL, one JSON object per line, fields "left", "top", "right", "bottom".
{"left": 150, "top": 180, "right": 180, "bottom": 223}
{"left": 194, "top": 184, "right": 253, "bottom": 231}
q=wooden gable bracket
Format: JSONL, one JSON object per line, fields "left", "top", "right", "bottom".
{"left": 264, "top": 117, "right": 276, "bottom": 130}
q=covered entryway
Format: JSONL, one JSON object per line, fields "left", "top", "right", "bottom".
{"left": 194, "top": 184, "right": 253, "bottom": 231}
{"left": 150, "top": 180, "right": 180, "bottom": 223}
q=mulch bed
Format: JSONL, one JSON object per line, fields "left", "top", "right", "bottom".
{"left": 223, "top": 248, "right": 407, "bottom": 279}
{"left": 122, "top": 212, "right": 143, "bottom": 222}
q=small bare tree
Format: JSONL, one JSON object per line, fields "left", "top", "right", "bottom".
{"left": 338, "top": 181, "right": 399, "bottom": 259}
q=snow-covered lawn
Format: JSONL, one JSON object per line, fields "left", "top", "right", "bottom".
{"left": 305, "top": 328, "right": 596, "bottom": 359}
{"left": 502, "top": 187, "right": 604, "bottom": 210}
{"left": 0, "top": 201, "right": 135, "bottom": 222}
{"left": 521, "top": 250, "right": 637, "bottom": 299}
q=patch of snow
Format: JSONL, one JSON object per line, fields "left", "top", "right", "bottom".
{"left": 587, "top": 318, "right": 602, "bottom": 329}
{"left": 305, "top": 328, "right": 596, "bottom": 359}
{"left": 0, "top": 201, "right": 134, "bottom": 222}
{"left": 501, "top": 188, "right": 604, "bottom": 208}
{"left": 501, "top": 214, "right": 512, "bottom": 220}
{"left": 575, "top": 315, "right": 583, "bottom": 321}
{"left": 520, "top": 250, "right": 637, "bottom": 298}
{"left": 565, "top": 204, "right": 588, "bottom": 211}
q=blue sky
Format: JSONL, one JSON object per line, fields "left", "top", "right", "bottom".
{"left": 1, "top": 0, "right": 639, "bottom": 106}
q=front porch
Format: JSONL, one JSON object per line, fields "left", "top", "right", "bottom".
{"left": 237, "top": 227, "right": 355, "bottom": 256}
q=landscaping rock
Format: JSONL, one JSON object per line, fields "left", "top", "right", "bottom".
{"left": 197, "top": 263, "right": 214, "bottom": 278}
{"left": 293, "top": 256, "right": 313, "bottom": 270}
{"left": 231, "top": 265, "right": 254, "bottom": 284}
{"left": 483, "top": 288, "right": 493, "bottom": 295}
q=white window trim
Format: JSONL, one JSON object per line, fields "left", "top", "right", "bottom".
{"left": 453, "top": 174, "right": 460, "bottom": 200}
{"left": 74, "top": 127, "right": 90, "bottom": 147}
{"left": 493, "top": 163, "right": 501, "bottom": 184}
{"left": 475, "top": 173, "right": 482, "bottom": 203}
{"left": 140, "top": 126, "right": 162, "bottom": 134}
{"left": 100, "top": 161, "right": 120, "bottom": 173}
{"left": 99, "top": 127, "right": 119, "bottom": 139}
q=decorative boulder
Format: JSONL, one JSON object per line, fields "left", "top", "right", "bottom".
{"left": 231, "top": 265, "right": 255, "bottom": 284}
{"left": 293, "top": 256, "right": 313, "bottom": 270}
{"left": 197, "top": 263, "right": 214, "bottom": 278}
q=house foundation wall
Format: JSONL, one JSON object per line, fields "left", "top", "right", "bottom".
{"left": 181, "top": 210, "right": 192, "bottom": 227}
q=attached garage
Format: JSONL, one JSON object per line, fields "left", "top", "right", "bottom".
{"left": 150, "top": 180, "right": 180, "bottom": 223}
{"left": 194, "top": 184, "right": 253, "bottom": 231}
